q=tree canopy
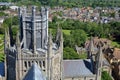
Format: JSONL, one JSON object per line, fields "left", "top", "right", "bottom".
{"left": 71, "top": 30, "right": 87, "bottom": 46}
{"left": 101, "top": 71, "right": 112, "bottom": 80}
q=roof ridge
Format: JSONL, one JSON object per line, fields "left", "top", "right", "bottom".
{"left": 63, "top": 59, "right": 90, "bottom": 61}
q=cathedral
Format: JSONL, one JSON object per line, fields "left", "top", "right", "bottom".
{"left": 5, "top": 6, "right": 63, "bottom": 80}
{"left": 4, "top": 6, "right": 105, "bottom": 80}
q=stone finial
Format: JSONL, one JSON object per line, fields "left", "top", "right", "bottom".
{"left": 18, "top": 7, "right": 22, "bottom": 17}
{"left": 32, "top": 6, "right": 36, "bottom": 12}
{"left": 23, "top": 6, "right": 26, "bottom": 13}
{"left": 32, "top": 6, "right": 36, "bottom": 18}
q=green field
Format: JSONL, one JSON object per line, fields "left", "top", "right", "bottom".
{"left": 49, "top": 28, "right": 71, "bottom": 35}
{"left": 62, "top": 30, "right": 71, "bottom": 35}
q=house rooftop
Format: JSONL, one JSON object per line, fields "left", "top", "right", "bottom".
{"left": 113, "top": 48, "right": 120, "bottom": 59}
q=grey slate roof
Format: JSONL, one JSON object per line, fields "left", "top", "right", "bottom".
{"left": 63, "top": 59, "right": 94, "bottom": 78}
{"left": 23, "top": 63, "right": 46, "bottom": 80}
{"left": 0, "top": 62, "right": 4, "bottom": 77}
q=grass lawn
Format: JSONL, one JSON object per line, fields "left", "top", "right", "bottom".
{"left": 49, "top": 28, "right": 71, "bottom": 35}
{"left": 62, "top": 30, "right": 71, "bottom": 35}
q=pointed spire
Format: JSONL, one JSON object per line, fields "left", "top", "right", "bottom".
{"left": 23, "top": 63, "right": 46, "bottom": 80}
{"left": 88, "top": 37, "right": 94, "bottom": 53}
{"left": 55, "top": 27, "right": 63, "bottom": 48}
{"left": 87, "top": 37, "right": 95, "bottom": 58}
{"left": 96, "top": 47, "right": 103, "bottom": 80}
{"left": 7, "top": 28, "right": 11, "bottom": 47}
{"left": 4, "top": 28, "right": 8, "bottom": 42}
{"left": 47, "top": 32, "right": 53, "bottom": 80}
{"left": 60, "top": 27, "right": 63, "bottom": 42}
{"left": 56, "top": 26, "right": 60, "bottom": 42}
{"left": 48, "top": 32, "right": 53, "bottom": 56}
{"left": 4, "top": 28, "right": 8, "bottom": 51}
{"left": 32, "top": 6, "right": 36, "bottom": 19}
{"left": 6, "top": 28, "right": 10, "bottom": 47}
{"left": 48, "top": 32, "right": 53, "bottom": 46}
{"left": 98, "top": 47, "right": 103, "bottom": 67}
{"left": 16, "top": 32, "right": 21, "bottom": 48}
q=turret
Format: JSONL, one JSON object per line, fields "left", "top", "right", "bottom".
{"left": 19, "top": 6, "right": 49, "bottom": 52}
{"left": 4, "top": 28, "right": 10, "bottom": 51}
{"left": 88, "top": 37, "right": 95, "bottom": 58}
{"left": 55, "top": 27, "right": 63, "bottom": 47}
{"left": 32, "top": 6, "right": 36, "bottom": 53}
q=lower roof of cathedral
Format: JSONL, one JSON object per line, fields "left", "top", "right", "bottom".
{"left": 63, "top": 59, "right": 94, "bottom": 78}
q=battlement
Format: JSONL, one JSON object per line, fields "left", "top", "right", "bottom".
{"left": 19, "top": 6, "right": 48, "bottom": 18}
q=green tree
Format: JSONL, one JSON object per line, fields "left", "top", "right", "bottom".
{"left": 12, "top": 16, "right": 19, "bottom": 25}
{"left": 52, "top": 16, "right": 58, "bottom": 23}
{"left": 0, "top": 12, "right": 8, "bottom": 17}
{"left": 109, "top": 21, "right": 120, "bottom": 41}
{"left": 71, "top": 30, "right": 88, "bottom": 46}
{"left": 101, "top": 71, "right": 112, "bottom": 80}
{"left": 63, "top": 34, "right": 75, "bottom": 48}
{"left": 0, "top": 27, "right": 4, "bottom": 34}
{"left": 0, "top": 6, "right": 9, "bottom": 10}
{"left": 0, "top": 53, "right": 4, "bottom": 62}
{"left": 3, "top": 17, "right": 12, "bottom": 27}
{"left": 3, "top": 16, "right": 19, "bottom": 28}
{"left": 63, "top": 47, "right": 80, "bottom": 59}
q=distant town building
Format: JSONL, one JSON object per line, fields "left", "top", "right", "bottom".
{"left": 9, "top": 6, "right": 19, "bottom": 11}
{"left": 0, "top": 17, "right": 4, "bottom": 25}
{"left": 0, "top": 2, "right": 12, "bottom": 6}
{"left": 110, "top": 48, "right": 120, "bottom": 80}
